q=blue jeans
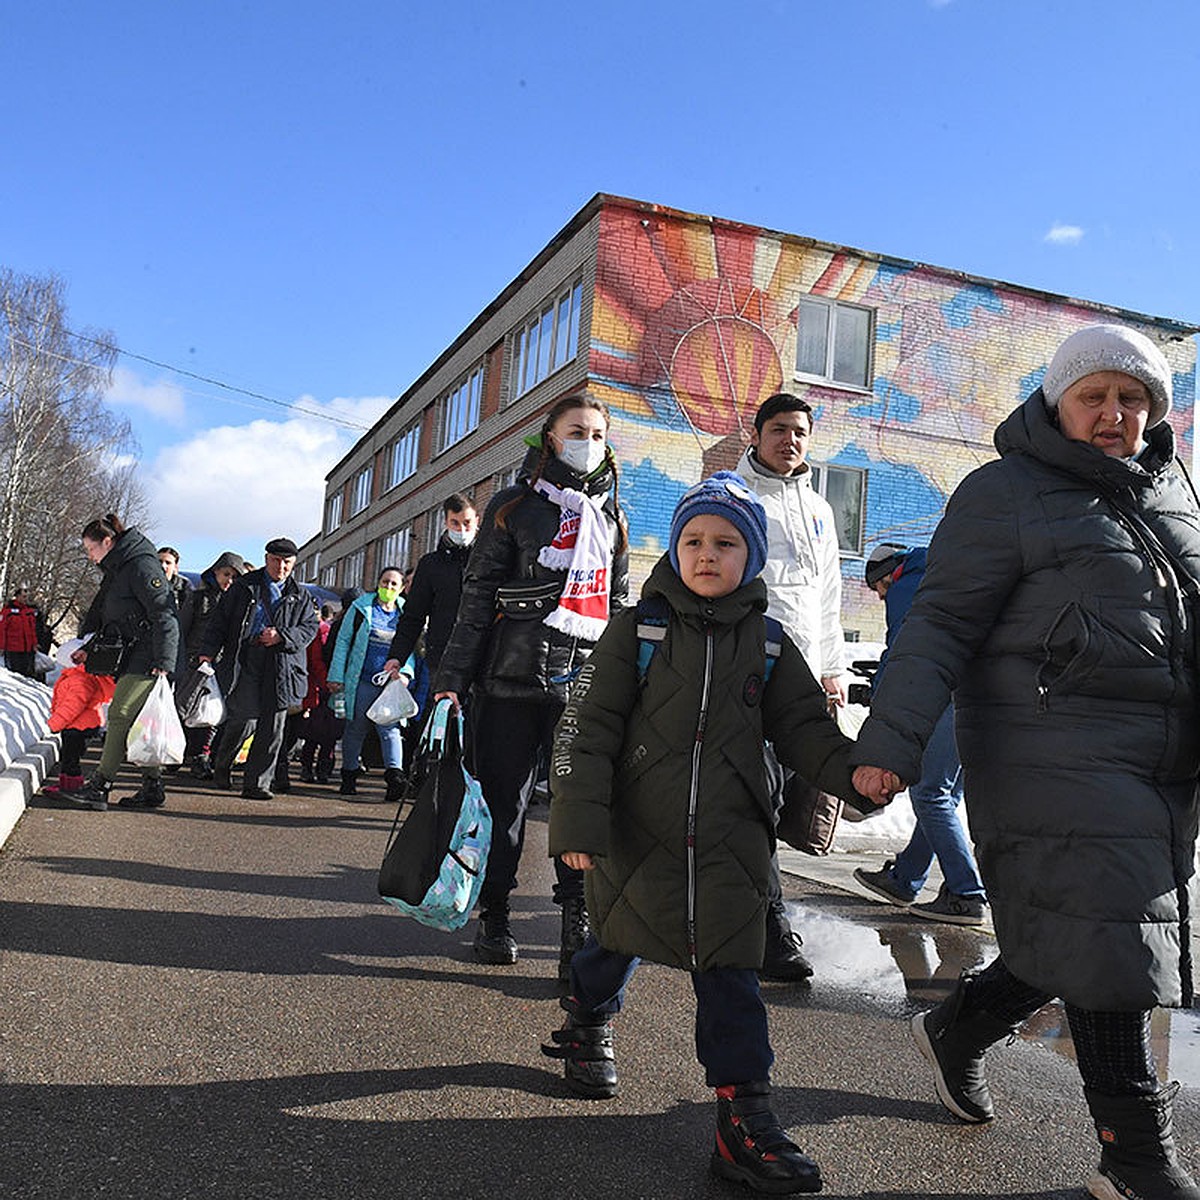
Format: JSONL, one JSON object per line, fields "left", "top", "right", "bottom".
{"left": 891, "top": 704, "right": 985, "bottom": 900}
{"left": 340, "top": 676, "right": 403, "bottom": 771}
{"left": 570, "top": 936, "right": 773, "bottom": 1087}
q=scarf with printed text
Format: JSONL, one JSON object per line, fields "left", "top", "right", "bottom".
{"left": 533, "top": 477, "right": 611, "bottom": 641}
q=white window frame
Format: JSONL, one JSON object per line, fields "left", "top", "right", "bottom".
{"left": 320, "top": 564, "right": 336, "bottom": 589}
{"left": 349, "top": 465, "right": 374, "bottom": 517}
{"left": 509, "top": 277, "right": 583, "bottom": 402}
{"left": 388, "top": 421, "right": 422, "bottom": 490}
{"left": 342, "top": 548, "right": 366, "bottom": 589}
{"left": 325, "top": 491, "right": 343, "bottom": 534}
{"left": 378, "top": 526, "right": 412, "bottom": 574}
{"left": 436, "top": 365, "right": 484, "bottom": 454}
{"left": 425, "top": 507, "right": 444, "bottom": 555}
{"left": 810, "top": 462, "right": 867, "bottom": 556}
{"left": 794, "top": 297, "right": 874, "bottom": 390}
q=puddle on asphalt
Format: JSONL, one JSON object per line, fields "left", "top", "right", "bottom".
{"left": 786, "top": 903, "right": 1200, "bottom": 1089}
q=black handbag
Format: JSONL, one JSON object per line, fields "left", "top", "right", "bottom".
{"left": 378, "top": 701, "right": 470, "bottom": 905}
{"left": 494, "top": 579, "right": 561, "bottom": 619}
{"left": 84, "top": 624, "right": 127, "bottom": 676}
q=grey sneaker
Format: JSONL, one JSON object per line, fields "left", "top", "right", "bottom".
{"left": 910, "top": 884, "right": 987, "bottom": 927}
{"left": 853, "top": 860, "right": 918, "bottom": 907}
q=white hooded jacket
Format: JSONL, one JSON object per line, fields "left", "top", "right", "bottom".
{"left": 736, "top": 446, "right": 844, "bottom": 683}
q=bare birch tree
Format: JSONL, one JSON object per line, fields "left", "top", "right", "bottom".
{"left": 0, "top": 269, "right": 145, "bottom": 637}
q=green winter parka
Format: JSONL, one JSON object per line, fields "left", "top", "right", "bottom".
{"left": 548, "top": 557, "right": 858, "bottom": 972}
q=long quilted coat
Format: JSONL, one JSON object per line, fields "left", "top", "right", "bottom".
{"left": 549, "top": 557, "right": 858, "bottom": 972}
{"left": 852, "top": 390, "right": 1200, "bottom": 1011}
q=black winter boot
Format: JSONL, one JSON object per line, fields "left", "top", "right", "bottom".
{"left": 384, "top": 767, "right": 406, "bottom": 804}
{"left": 910, "top": 973, "right": 1019, "bottom": 1123}
{"left": 711, "top": 1081, "right": 822, "bottom": 1194}
{"left": 272, "top": 760, "right": 291, "bottom": 794}
{"left": 541, "top": 996, "right": 618, "bottom": 1099}
{"left": 761, "top": 903, "right": 814, "bottom": 982}
{"left": 338, "top": 769, "right": 360, "bottom": 796}
{"left": 558, "top": 896, "right": 590, "bottom": 983}
{"left": 1086, "top": 1083, "right": 1200, "bottom": 1200}
{"left": 62, "top": 773, "right": 111, "bottom": 812}
{"left": 473, "top": 905, "right": 518, "bottom": 965}
{"left": 117, "top": 776, "right": 166, "bottom": 809}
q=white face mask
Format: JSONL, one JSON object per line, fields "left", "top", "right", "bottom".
{"left": 556, "top": 436, "right": 607, "bottom": 477}
{"left": 446, "top": 528, "right": 475, "bottom": 547}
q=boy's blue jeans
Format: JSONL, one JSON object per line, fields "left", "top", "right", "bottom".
{"left": 569, "top": 936, "right": 774, "bottom": 1086}
{"left": 890, "top": 704, "right": 985, "bottom": 900}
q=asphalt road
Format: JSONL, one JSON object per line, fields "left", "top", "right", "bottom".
{"left": 0, "top": 770, "right": 1196, "bottom": 1199}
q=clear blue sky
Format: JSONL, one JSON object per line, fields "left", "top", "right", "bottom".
{"left": 3, "top": 0, "right": 1197, "bottom": 571}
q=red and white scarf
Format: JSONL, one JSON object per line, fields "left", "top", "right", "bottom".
{"left": 534, "top": 478, "right": 612, "bottom": 641}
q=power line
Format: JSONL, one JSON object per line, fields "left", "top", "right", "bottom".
{"left": 60, "top": 329, "right": 378, "bottom": 432}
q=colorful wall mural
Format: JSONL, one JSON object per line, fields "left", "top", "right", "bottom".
{"left": 587, "top": 200, "right": 1198, "bottom": 641}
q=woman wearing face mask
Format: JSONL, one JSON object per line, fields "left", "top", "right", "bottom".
{"left": 327, "top": 566, "right": 413, "bottom": 802}
{"left": 435, "top": 392, "right": 629, "bottom": 978}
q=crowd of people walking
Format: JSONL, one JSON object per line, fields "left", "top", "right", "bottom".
{"left": 11, "top": 322, "right": 1200, "bottom": 1199}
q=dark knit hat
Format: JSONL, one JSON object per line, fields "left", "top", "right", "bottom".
{"left": 669, "top": 471, "right": 769, "bottom": 586}
{"left": 264, "top": 537, "right": 299, "bottom": 557}
{"left": 1043, "top": 323, "right": 1173, "bottom": 428}
{"left": 865, "top": 544, "right": 908, "bottom": 589}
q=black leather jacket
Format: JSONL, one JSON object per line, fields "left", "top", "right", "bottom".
{"left": 435, "top": 448, "right": 628, "bottom": 704}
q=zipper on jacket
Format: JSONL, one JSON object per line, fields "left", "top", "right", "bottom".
{"left": 686, "top": 623, "right": 714, "bottom": 970}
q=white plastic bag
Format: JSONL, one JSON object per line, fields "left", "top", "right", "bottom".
{"left": 366, "top": 673, "right": 419, "bottom": 726}
{"left": 182, "top": 663, "right": 225, "bottom": 728}
{"left": 127, "top": 675, "right": 187, "bottom": 766}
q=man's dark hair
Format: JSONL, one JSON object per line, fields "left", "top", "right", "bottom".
{"left": 443, "top": 492, "right": 474, "bottom": 516}
{"left": 754, "top": 393, "right": 814, "bottom": 434}
{"left": 157, "top": 546, "right": 180, "bottom": 562}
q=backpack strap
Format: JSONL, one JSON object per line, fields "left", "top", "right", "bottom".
{"left": 763, "top": 616, "right": 783, "bottom": 683}
{"left": 635, "top": 595, "right": 670, "bottom": 682}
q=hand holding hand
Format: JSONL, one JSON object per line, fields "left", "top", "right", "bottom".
{"left": 562, "top": 851, "right": 595, "bottom": 871}
{"left": 258, "top": 627, "right": 282, "bottom": 646}
{"left": 852, "top": 765, "right": 904, "bottom": 806}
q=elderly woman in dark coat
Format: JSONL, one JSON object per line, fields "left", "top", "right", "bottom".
{"left": 853, "top": 324, "right": 1200, "bottom": 1200}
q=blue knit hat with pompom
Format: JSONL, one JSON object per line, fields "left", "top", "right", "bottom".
{"left": 668, "top": 471, "right": 769, "bottom": 586}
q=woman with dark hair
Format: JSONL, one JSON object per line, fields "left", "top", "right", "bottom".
{"left": 328, "top": 566, "right": 410, "bottom": 801}
{"left": 436, "top": 392, "right": 629, "bottom": 977}
{"left": 67, "top": 513, "right": 181, "bottom": 811}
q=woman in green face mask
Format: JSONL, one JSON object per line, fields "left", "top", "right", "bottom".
{"left": 327, "top": 566, "right": 412, "bottom": 801}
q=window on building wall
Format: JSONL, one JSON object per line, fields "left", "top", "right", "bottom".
{"left": 795, "top": 298, "right": 873, "bottom": 389}
{"left": 510, "top": 277, "right": 584, "bottom": 401}
{"left": 436, "top": 365, "right": 484, "bottom": 454}
{"left": 378, "top": 526, "right": 412, "bottom": 573}
{"left": 425, "top": 507, "right": 444, "bottom": 555}
{"left": 810, "top": 462, "right": 866, "bottom": 555}
{"left": 342, "top": 548, "right": 366, "bottom": 589}
{"left": 350, "top": 465, "right": 373, "bottom": 516}
{"left": 325, "top": 492, "right": 343, "bottom": 534}
{"left": 388, "top": 421, "right": 421, "bottom": 489}
{"left": 320, "top": 564, "right": 336, "bottom": 589}
{"left": 494, "top": 462, "right": 522, "bottom": 493}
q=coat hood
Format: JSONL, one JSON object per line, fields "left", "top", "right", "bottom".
{"left": 100, "top": 527, "right": 159, "bottom": 576}
{"left": 736, "top": 446, "right": 816, "bottom": 496}
{"left": 641, "top": 554, "right": 768, "bottom": 627}
{"left": 995, "top": 388, "right": 1177, "bottom": 490}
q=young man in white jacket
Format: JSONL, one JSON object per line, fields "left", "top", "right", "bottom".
{"left": 737, "top": 393, "right": 846, "bottom": 981}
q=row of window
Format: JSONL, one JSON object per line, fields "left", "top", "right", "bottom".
{"left": 326, "top": 288, "right": 874, "bottom": 538}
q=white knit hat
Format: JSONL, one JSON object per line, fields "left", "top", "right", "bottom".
{"left": 1042, "top": 324, "right": 1173, "bottom": 428}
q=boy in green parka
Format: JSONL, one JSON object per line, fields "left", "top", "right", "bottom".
{"left": 543, "top": 472, "right": 878, "bottom": 1196}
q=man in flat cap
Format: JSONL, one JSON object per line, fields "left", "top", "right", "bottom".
{"left": 198, "top": 537, "right": 318, "bottom": 799}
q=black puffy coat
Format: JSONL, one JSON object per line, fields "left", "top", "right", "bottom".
{"left": 852, "top": 390, "right": 1200, "bottom": 1011}
{"left": 80, "top": 527, "right": 180, "bottom": 678}
{"left": 435, "top": 448, "right": 629, "bottom": 704}
{"left": 387, "top": 533, "right": 472, "bottom": 671}
{"left": 197, "top": 569, "right": 318, "bottom": 710}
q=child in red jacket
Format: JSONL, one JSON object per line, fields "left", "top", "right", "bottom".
{"left": 43, "top": 664, "right": 116, "bottom": 795}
